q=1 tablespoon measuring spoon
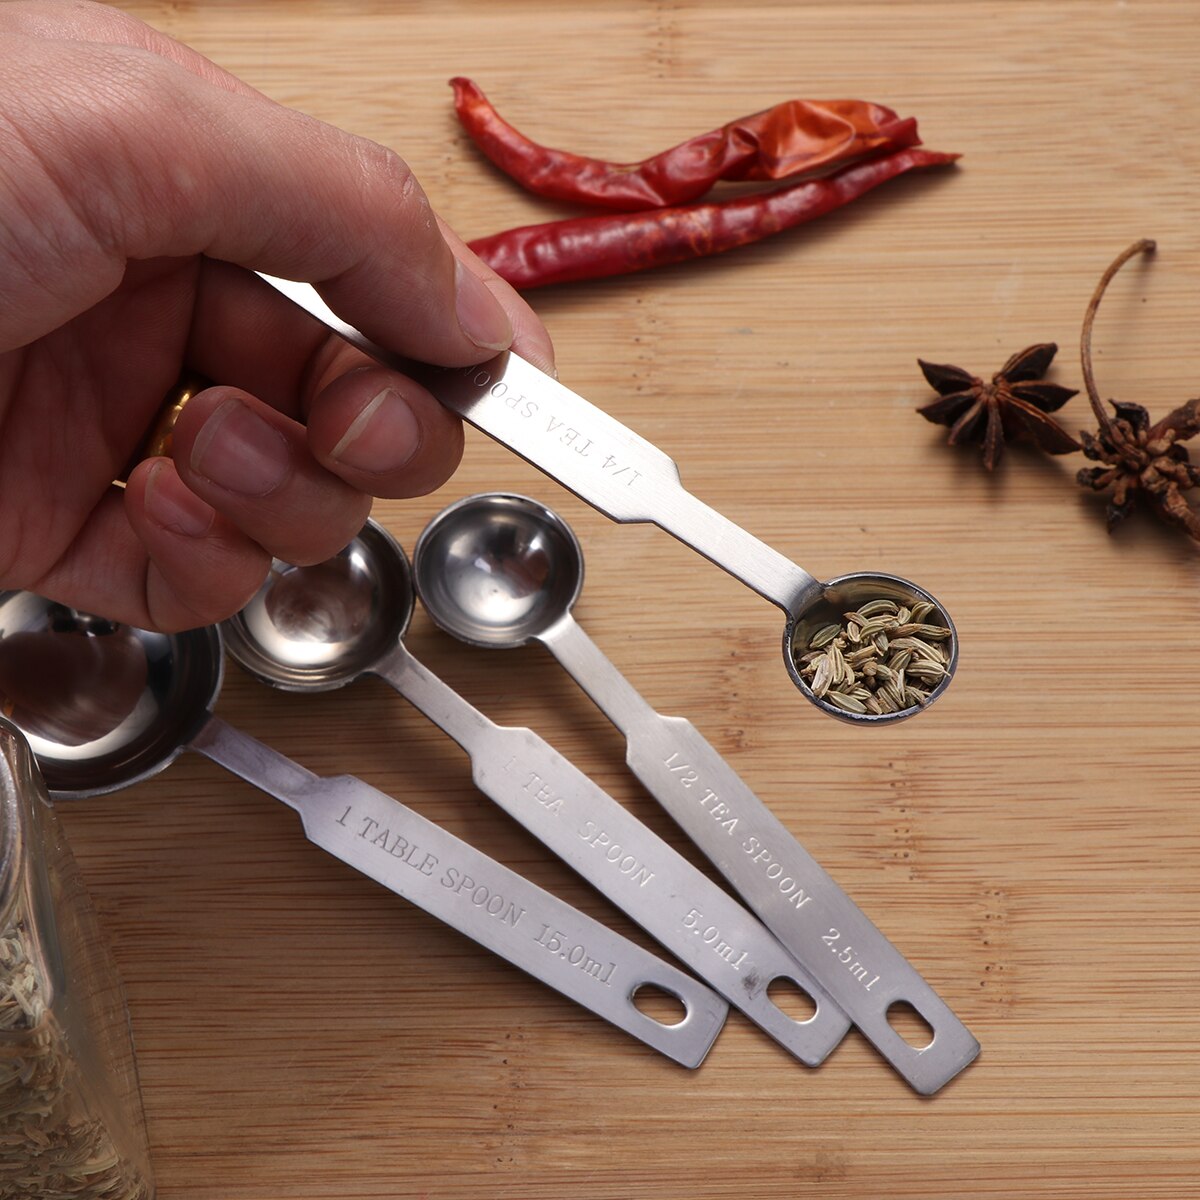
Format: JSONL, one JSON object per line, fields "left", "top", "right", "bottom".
{"left": 221, "top": 522, "right": 852, "bottom": 1066}
{"left": 255, "top": 275, "right": 957, "bottom": 723}
{"left": 0, "top": 592, "right": 725, "bottom": 1067}
{"left": 413, "top": 494, "right": 980, "bottom": 1094}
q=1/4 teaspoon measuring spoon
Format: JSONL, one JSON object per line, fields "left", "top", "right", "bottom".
{"left": 221, "top": 522, "right": 853, "bottom": 1066}
{"left": 255, "top": 275, "right": 957, "bottom": 724}
{"left": 412, "top": 493, "right": 980, "bottom": 1094}
{"left": 0, "top": 591, "right": 725, "bottom": 1067}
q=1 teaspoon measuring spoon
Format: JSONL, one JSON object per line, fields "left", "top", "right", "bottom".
{"left": 412, "top": 494, "right": 980, "bottom": 1095}
{"left": 255, "top": 275, "right": 956, "bottom": 723}
{"left": 221, "top": 522, "right": 853, "bottom": 1066}
{"left": 0, "top": 591, "right": 725, "bottom": 1067}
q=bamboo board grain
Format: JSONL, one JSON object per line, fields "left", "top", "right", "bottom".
{"left": 49, "top": 2, "right": 1200, "bottom": 1197}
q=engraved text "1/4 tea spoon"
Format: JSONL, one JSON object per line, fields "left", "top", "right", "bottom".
{"left": 254, "top": 275, "right": 957, "bottom": 725}
{"left": 220, "top": 523, "right": 854, "bottom": 1067}
{"left": 412, "top": 493, "right": 980, "bottom": 1095}
{"left": 0, "top": 591, "right": 727, "bottom": 1067}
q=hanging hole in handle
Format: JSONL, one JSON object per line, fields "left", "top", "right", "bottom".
{"left": 766, "top": 977, "right": 817, "bottom": 1024}
{"left": 632, "top": 984, "right": 688, "bottom": 1027}
{"left": 887, "top": 1000, "right": 935, "bottom": 1049}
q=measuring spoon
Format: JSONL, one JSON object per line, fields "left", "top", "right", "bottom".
{"left": 255, "top": 275, "right": 957, "bottom": 723}
{"left": 412, "top": 493, "right": 979, "bottom": 1094}
{"left": 221, "top": 522, "right": 853, "bottom": 1066}
{"left": 0, "top": 591, "right": 726, "bottom": 1067}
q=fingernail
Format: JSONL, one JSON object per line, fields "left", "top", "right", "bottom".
{"left": 144, "top": 461, "right": 215, "bottom": 537}
{"left": 191, "top": 398, "right": 290, "bottom": 496}
{"left": 330, "top": 387, "right": 422, "bottom": 474}
{"left": 455, "top": 259, "right": 513, "bottom": 352}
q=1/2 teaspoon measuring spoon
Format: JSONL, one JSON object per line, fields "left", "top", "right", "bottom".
{"left": 255, "top": 274, "right": 957, "bottom": 724}
{"left": 221, "top": 522, "right": 854, "bottom": 1066}
{"left": 412, "top": 493, "right": 980, "bottom": 1094}
{"left": 0, "top": 591, "right": 726, "bottom": 1067}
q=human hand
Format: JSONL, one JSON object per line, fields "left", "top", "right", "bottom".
{"left": 0, "top": 1, "right": 554, "bottom": 630}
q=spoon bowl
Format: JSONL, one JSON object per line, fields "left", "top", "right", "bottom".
{"left": 0, "top": 592, "right": 220, "bottom": 798}
{"left": 413, "top": 492, "right": 584, "bottom": 649}
{"left": 782, "top": 570, "right": 958, "bottom": 723}
{"left": 224, "top": 522, "right": 415, "bottom": 692}
{"left": 414, "top": 494, "right": 956, "bottom": 723}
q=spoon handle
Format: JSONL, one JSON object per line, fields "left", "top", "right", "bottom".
{"left": 189, "top": 717, "right": 727, "bottom": 1068}
{"left": 427, "top": 354, "right": 823, "bottom": 614}
{"left": 254, "top": 276, "right": 819, "bottom": 614}
{"left": 538, "top": 618, "right": 980, "bottom": 1094}
{"left": 372, "top": 648, "right": 852, "bottom": 1067}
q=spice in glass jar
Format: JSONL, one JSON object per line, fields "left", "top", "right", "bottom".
{"left": 0, "top": 717, "right": 154, "bottom": 1199}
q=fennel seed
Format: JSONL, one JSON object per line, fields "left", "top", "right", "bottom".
{"left": 796, "top": 596, "right": 952, "bottom": 716}
{"left": 1, "top": 922, "right": 150, "bottom": 1200}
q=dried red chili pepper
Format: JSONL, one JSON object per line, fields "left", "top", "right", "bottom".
{"left": 451, "top": 77, "right": 921, "bottom": 212}
{"left": 467, "top": 147, "right": 958, "bottom": 290}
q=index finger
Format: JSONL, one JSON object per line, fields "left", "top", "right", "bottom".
{"left": 2, "top": 34, "right": 515, "bottom": 366}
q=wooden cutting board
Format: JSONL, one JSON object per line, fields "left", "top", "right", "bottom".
{"left": 54, "top": 2, "right": 1200, "bottom": 1196}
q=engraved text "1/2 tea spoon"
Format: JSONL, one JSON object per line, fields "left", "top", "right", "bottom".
{"left": 254, "top": 275, "right": 957, "bottom": 725}
{"left": 221, "top": 523, "right": 855, "bottom": 1067}
{"left": 0, "top": 591, "right": 727, "bottom": 1067}
{"left": 412, "top": 493, "right": 980, "bottom": 1095}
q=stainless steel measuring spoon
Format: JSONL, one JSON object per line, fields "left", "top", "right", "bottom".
{"left": 0, "top": 590, "right": 726, "bottom": 1067}
{"left": 255, "top": 275, "right": 957, "bottom": 723}
{"left": 412, "top": 493, "right": 980, "bottom": 1094}
{"left": 220, "top": 523, "right": 853, "bottom": 1066}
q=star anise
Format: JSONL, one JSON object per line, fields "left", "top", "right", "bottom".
{"left": 916, "top": 344, "right": 1080, "bottom": 470}
{"left": 1075, "top": 239, "right": 1200, "bottom": 540}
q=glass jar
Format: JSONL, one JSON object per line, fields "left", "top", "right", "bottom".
{"left": 0, "top": 716, "right": 154, "bottom": 1199}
